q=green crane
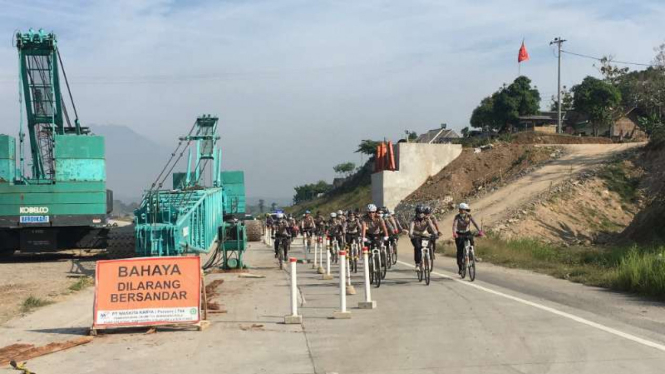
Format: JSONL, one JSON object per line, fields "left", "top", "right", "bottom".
{"left": 0, "top": 29, "right": 110, "bottom": 257}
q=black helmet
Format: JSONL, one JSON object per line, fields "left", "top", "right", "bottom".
{"left": 415, "top": 205, "right": 424, "bottom": 214}
{"left": 423, "top": 206, "right": 432, "bottom": 215}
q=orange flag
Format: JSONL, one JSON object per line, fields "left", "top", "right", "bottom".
{"left": 518, "top": 40, "right": 529, "bottom": 63}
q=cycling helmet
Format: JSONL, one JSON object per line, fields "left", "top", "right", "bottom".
{"left": 459, "top": 202, "right": 470, "bottom": 211}
{"left": 415, "top": 205, "right": 424, "bottom": 214}
{"left": 366, "top": 204, "right": 377, "bottom": 212}
{"left": 330, "top": 212, "right": 337, "bottom": 218}
{"left": 337, "top": 210, "right": 343, "bottom": 216}
{"left": 276, "top": 212, "right": 285, "bottom": 219}
{"left": 384, "top": 208, "right": 391, "bottom": 215}
{"left": 305, "top": 210, "right": 311, "bottom": 214}
{"left": 423, "top": 206, "right": 432, "bottom": 215}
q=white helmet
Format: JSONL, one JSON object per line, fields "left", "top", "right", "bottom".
{"left": 337, "top": 210, "right": 343, "bottom": 216}
{"left": 459, "top": 203, "right": 470, "bottom": 211}
{"left": 366, "top": 204, "right": 377, "bottom": 212}
{"left": 330, "top": 212, "right": 337, "bottom": 218}
{"left": 276, "top": 212, "right": 285, "bottom": 219}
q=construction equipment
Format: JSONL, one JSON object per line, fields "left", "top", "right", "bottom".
{"left": 107, "top": 115, "right": 249, "bottom": 269}
{"left": 0, "top": 29, "right": 111, "bottom": 257}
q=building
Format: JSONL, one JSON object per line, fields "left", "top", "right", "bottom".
{"left": 415, "top": 124, "right": 460, "bottom": 144}
{"left": 566, "top": 108, "right": 646, "bottom": 140}
{"left": 517, "top": 111, "right": 561, "bottom": 134}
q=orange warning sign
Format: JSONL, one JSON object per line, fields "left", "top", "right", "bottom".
{"left": 93, "top": 256, "right": 201, "bottom": 328}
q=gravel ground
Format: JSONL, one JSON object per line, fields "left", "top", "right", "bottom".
{"left": 0, "top": 251, "right": 100, "bottom": 325}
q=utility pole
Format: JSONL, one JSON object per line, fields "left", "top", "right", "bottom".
{"left": 550, "top": 37, "right": 566, "bottom": 134}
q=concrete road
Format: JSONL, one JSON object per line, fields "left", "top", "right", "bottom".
{"left": 3, "top": 239, "right": 665, "bottom": 373}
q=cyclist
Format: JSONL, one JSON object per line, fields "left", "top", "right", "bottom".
{"left": 272, "top": 212, "right": 291, "bottom": 259}
{"left": 423, "top": 206, "right": 442, "bottom": 259}
{"left": 452, "top": 203, "right": 484, "bottom": 275}
{"left": 344, "top": 211, "right": 362, "bottom": 249}
{"left": 287, "top": 214, "right": 299, "bottom": 238}
{"left": 337, "top": 210, "right": 346, "bottom": 225}
{"left": 314, "top": 211, "right": 326, "bottom": 235}
{"left": 328, "top": 212, "right": 345, "bottom": 250}
{"left": 409, "top": 205, "right": 437, "bottom": 270}
{"left": 300, "top": 210, "right": 316, "bottom": 248}
{"left": 361, "top": 204, "right": 389, "bottom": 250}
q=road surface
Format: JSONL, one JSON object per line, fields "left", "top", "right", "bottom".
{"left": 2, "top": 238, "right": 665, "bottom": 374}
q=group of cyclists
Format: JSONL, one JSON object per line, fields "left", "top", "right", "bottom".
{"left": 266, "top": 202, "right": 483, "bottom": 276}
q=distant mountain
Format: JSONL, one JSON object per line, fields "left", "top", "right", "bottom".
{"left": 92, "top": 125, "right": 171, "bottom": 203}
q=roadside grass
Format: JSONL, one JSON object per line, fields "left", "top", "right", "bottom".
{"left": 69, "top": 276, "right": 94, "bottom": 292}
{"left": 288, "top": 185, "right": 371, "bottom": 215}
{"left": 441, "top": 235, "right": 665, "bottom": 300}
{"left": 20, "top": 296, "right": 53, "bottom": 313}
{"left": 597, "top": 156, "right": 641, "bottom": 204}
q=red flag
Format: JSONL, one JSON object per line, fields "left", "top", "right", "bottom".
{"left": 518, "top": 40, "right": 529, "bottom": 63}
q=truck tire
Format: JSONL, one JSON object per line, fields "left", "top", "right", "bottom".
{"left": 245, "top": 220, "right": 262, "bottom": 242}
{"left": 106, "top": 226, "right": 136, "bottom": 259}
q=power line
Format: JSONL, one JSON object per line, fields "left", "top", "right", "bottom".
{"left": 561, "top": 50, "right": 654, "bottom": 67}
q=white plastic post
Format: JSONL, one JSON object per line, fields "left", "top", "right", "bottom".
{"left": 322, "top": 248, "right": 332, "bottom": 279}
{"left": 284, "top": 258, "right": 302, "bottom": 324}
{"left": 358, "top": 248, "right": 376, "bottom": 309}
{"left": 312, "top": 240, "right": 318, "bottom": 269}
{"left": 332, "top": 251, "right": 350, "bottom": 319}
{"left": 346, "top": 251, "right": 356, "bottom": 295}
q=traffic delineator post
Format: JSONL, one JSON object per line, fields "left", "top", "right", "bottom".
{"left": 332, "top": 250, "right": 351, "bottom": 319}
{"left": 358, "top": 248, "right": 376, "bottom": 309}
{"left": 284, "top": 258, "right": 303, "bottom": 324}
{"left": 346, "top": 252, "right": 356, "bottom": 295}
{"left": 322, "top": 249, "right": 333, "bottom": 280}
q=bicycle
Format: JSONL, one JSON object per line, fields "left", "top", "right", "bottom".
{"left": 348, "top": 237, "right": 360, "bottom": 273}
{"left": 416, "top": 236, "right": 433, "bottom": 285}
{"left": 389, "top": 236, "right": 398, "bottom": 265}
{"left": 459, "top": 233, "right": 481, "bottom": 281}
{"left": 366, "top": 238, "right": 382, "bottom": 288}
{"left": 379, "top": 241, "right": 388, "bottom": 280}
{"left": 329, "top": 237, "right": 340, "bottom": 264}
{"left": 274, "top": 235, "right": 289, "bottom": 270}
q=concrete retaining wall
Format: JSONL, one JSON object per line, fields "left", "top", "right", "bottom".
{"left": 371, "top": 143, "right": 462, "bottom": 211}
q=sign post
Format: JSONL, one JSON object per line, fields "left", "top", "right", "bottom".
{"left": 92, "top": 256, "right": 204, "bottom": 334}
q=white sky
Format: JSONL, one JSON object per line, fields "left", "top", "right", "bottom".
{"left": 0, "top": 0, "right": 663, "bottom": 199}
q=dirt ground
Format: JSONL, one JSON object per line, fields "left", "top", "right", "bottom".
{"left": 399, "top": 143, "right": 557, "bottom": 214}
{"left": 512, "top": 132, "right": 614, "bottom": 144}
{"left": 0, "top": 251, "right": 99, "bottom": 325}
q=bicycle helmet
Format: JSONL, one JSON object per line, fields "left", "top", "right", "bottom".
{"left": 415, "top": 205, "right": 424, "bottom": 214}
{"left": 330, "top": 212, "right": 337, "bottom": 218}
{"left": 366, "top": 204, "right": 377, "bottom": 212}
{"left": 459, "top": 202, "right": 470, "bottom": 211}
{"left": 423, "top": 206, "right": 432, "bottom": 215}
{"left": 337, "top": 210, "right": 343, "bottom": 216}
{"left": 305, "top": 210, "right": 311, "bottom": 214}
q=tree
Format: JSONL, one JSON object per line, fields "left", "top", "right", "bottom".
{"left": 653, "top": 42, "right": 665, "bottom": 69}
{"left": 258, "top": 199, "right": 265, "bottom": 213}
{"left": 595, "top": 55, "right": 629, "bottom": 85}
{"left": 461, "top": 126, "right": 470, "bottom": 138}
{"left": 355, "top": 139, "right": 381, "bottom": 157}
{"left": 470, "top": 76, "right": 540, "bottom": 131}
{"left": 549, "top": 86, "right": 574, "bottom": 112}
{"left": 270, "top": 202, "right": 277, "bottom": 212}
{"left": 572, "top": 76, "right": 622, "bottom": 136}
{"left": 333, "top": 162, "right": 356, "bottom": 177}
{"left": 407, "top": 131, "right": 418, "bottom": 141}
{"left": 293, "top": 180, "right": 332, "bottom": 204}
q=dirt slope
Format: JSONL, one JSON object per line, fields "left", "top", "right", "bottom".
{"left": 433, "top": 143, "right": 644, "bottom": 233}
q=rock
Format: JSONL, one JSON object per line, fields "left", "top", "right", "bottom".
{"left": 521, "top": 210, "right": 527, "bottom": 215}
{"left": 508, "top": 218, "right": 519, "bottom": 224}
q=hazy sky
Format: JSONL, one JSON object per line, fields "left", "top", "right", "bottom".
{"left": 0, "top": 0, "right": 663, "bottom": 200}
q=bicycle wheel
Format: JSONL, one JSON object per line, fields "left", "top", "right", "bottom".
{"left": 374, "top": 255, "right": 381, "bottom": 288}
{"left": 391, "top": 245, "right": 398, "bottom": 265}
{"left": 469, "top": 251, "right": 476, "bottom": 282}
{"left": 369, "top": 256, "right": 374, "bottom": 284}
{"left": 460, "top": 257, "right": 467, "bottom": 279}
{"left": 417, "top": 262, "right": 423, "bottom": 282}
{"left": 380, "top": 250, "right": 387, "bottom": 279}
{"left": 386, "top": 246, "right": 392, "bottom": 269}
{"left": 278, "top": 248, "right": 283, "bottom": 270}
{"left": 424, "top": 255, "right": 431, "bottom": 285}
{"left": 430, "top": 243, "right": 435, "bottom": 268}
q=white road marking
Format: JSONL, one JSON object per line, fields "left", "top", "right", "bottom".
{"left": 396, "top": 260, "right": 665, "bottom": 353}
